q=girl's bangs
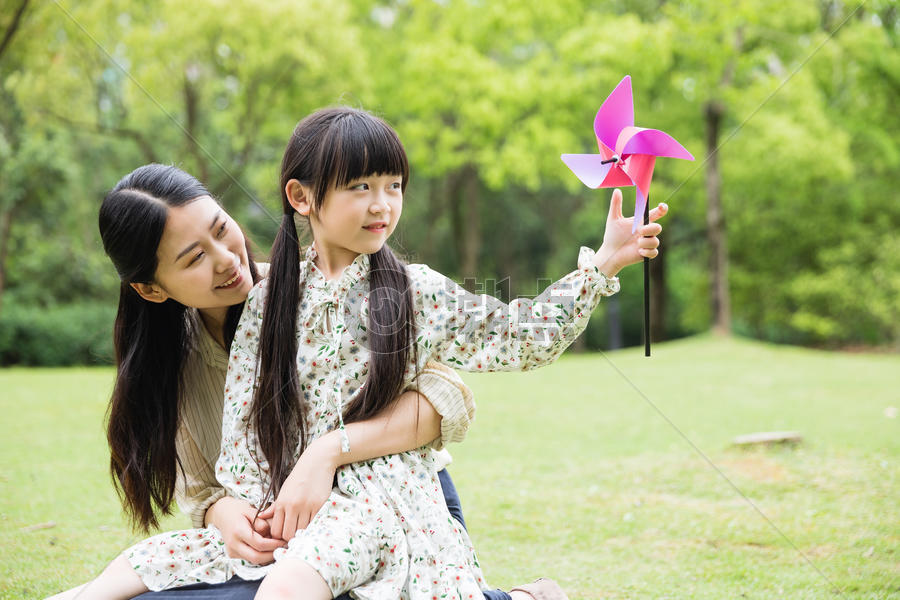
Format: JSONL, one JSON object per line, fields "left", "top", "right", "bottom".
{"left": 324, "top": 112, "right": 409, "bottom": 194}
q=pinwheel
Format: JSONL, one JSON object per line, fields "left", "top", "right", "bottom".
{"left": 561, "top": 75, "right": 694, "bottom": 356}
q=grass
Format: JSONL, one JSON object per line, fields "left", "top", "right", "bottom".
{"left": 2, "top": 335, "right": 898, "bottom": 599}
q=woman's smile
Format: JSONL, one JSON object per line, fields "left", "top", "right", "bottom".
{"left": 215, "top": 268, "right": 244, "bottom": 290}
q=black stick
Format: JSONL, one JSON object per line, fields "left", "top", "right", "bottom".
{"left": 643, "top": 196, "right": 651, "bottom": 357}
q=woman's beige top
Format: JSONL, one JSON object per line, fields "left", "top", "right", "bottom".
{"left": 174, "top": 310, "right": 475, "bottom": 527}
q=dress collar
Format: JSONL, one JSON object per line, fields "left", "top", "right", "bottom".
{"left": 302, "top": 244, "right": 370, "bottom": 296}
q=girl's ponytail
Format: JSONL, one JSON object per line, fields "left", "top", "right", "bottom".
{"left": 252, "top": 212, "right": 305, "bottom": 502}
{"left": 342, "top": 244, "right": 417, "bottom": 424}
{"left": 107, "top": 283, "right": 189, "bottom": 531}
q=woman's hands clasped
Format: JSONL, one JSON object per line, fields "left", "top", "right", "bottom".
{"left": 206, "top": 496, "right": 285, "bottom": 565}
{"left": 258, "top": 434, "right": 340, "bottom": 543}
{"left": 209, "top": 435, "right": 341, "bottom": 565}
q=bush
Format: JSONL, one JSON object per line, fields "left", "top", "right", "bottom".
{"left": 0, "top": 302, "right": 116, "bottom": 366}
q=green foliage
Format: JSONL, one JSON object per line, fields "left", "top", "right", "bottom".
{"left": 788, "top": 234, "right": 900, "bottom": 346}
{"left": 1, "top": 0, "right": 898, "bottom": 356}
{"left": 0, "top": 301, "right": 115, "bottom": 366}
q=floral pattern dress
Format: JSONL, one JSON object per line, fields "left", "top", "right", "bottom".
{"left": 127, "top": 245, "right": 619, "bottom": 598}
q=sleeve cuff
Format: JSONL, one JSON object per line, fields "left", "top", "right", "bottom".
{"left": 415, "top": 363, "right": 476, "bottom": 450}
{"left": 190, "top": 488, "right": 226, "bottom": 529}
{"left": 577, "top": 246, "right": 621, "bottom": 296}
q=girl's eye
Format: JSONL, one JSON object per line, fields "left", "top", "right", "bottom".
{"left": 350, "top": 182, "right": 369, "bottom": 191}
{"left": 390, "top": 182, "right": 402, "bottom": 190}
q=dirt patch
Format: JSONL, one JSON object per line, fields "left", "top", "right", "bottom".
{"left": 719, "top": 455, "right": 787, "bottom": 483}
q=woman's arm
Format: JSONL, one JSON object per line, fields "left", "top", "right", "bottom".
{"left": 264, "top": 362, "right": 475, "bottom": 541}
{"left": 318, "top": 362, "right": 474, "bottom": 459}
{"left": 173, "top": 427, "right": 226, "bottom": 528}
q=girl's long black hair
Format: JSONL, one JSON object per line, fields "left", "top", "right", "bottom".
{"left": 100, "top": 163, "right": 259, "bottom": 531}
{"left": 254, "top": 107, "right": 417, "bottom": 502}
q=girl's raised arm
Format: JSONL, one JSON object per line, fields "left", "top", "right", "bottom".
{"left": 410, "top": 246, "right": 619, "bottom": 373}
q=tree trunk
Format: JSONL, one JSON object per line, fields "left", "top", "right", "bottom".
{"left": 447, "top": 171, "right": 463, "bottom": 274}
{"left": 183, "top": 72, "right": 209, "bottom": 184}
{"left": 0, "top": 208, "right": 13, "bottom": 314}
{"left": 0, "top": 0, "right": 29, "bottom": 62}
{"left": 421, "top": 176, "right": 445, "bottom": 261}
{"left": 447, "top": 166, "right": 480, "bottom": 278}
{"left": 704, "top": 100, "right": 731, "bottom": 334}
{"left": 459, "top": 166, "right": 480, "bottom": 278}
{"left": 607, "top": 295, "right": 623, "bottom": 350}
{"left": 650, "top": 243, "right": 666, "bottom": 342}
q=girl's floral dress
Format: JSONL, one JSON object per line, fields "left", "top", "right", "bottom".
{"left": 127, "top": 245, "right": 619, "bottom": 599}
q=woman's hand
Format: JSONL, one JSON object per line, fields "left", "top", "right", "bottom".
{"left": 205, "top": 496, "right": 285, "bottom": 565}
{"left": 260, "top": 433, "right": 340, "bottom": 542}
{"left": 593, "top": 188, "right": 668, "bottom": 277}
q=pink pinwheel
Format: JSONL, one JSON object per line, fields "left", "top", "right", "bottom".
{"left": 561, "top": 75, "right": 694, "bottom": 232}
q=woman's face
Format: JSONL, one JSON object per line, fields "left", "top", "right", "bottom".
{"left": 142, "top": 195, "right": 253, "bottom": 310}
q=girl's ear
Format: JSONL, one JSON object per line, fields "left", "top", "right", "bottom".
{"left": 130, "top": 282, "right": 169, "bottom": 304}
{"left": 285, "top": 179, "right": 312, "bottom": 216}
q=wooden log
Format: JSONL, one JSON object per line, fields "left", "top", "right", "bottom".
{"left": 732, "top": 431, "right": 803, "bottom": 447}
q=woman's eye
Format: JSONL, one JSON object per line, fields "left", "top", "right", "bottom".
{"left": 217, "top": 223, "right": 227, "bottom": 238}
{"left": 188, "top": 252, "right": 204, "bottom": 266}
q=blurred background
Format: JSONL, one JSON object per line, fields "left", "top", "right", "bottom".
{"left": 1, "top": 0, "right": 898, "bottom": 365}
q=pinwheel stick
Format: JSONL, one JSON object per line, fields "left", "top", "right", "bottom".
{"left": 643, "top": 196, "right": 651, "bottom": 357}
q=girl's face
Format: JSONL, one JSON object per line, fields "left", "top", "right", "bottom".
{"left": 294, "top": 173, "right": 403, "bottom": 268}
{"left": 132, "top": 195, "right": 253, "bottom": 311}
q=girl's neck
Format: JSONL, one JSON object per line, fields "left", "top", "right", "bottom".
{"left": 312, "top": 242, "right": 360, "bottom": 281}
{"left": 198, "top": 306, "right": 228, "bottom": 348}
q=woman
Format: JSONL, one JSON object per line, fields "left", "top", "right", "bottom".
{"left": 48, "top": 164, "right": 561, "bottom": 600}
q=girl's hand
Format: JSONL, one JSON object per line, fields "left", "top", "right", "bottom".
{"left": 592, "top": 188, "right": 668, "bottom": 277}
{"left": 206, "top": 496, "right": 285, "bottom": 565}
{"left": 260, "top": 433, "right": 340, "bottom": 542}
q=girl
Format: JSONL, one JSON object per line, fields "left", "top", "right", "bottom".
{"left": 47, "top": 164, "right": 488, "bottom": 600}
{"left": 243, "top": 107, "right": 666, "bottom": 599}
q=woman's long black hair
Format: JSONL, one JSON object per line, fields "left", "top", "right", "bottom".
{"left": 254, "top": 107, "right": 417, "bottom": 502}
{"left": 100, "top": 163, "right": 259, "bottom": 531}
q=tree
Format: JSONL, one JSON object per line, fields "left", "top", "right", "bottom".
{"left": 11, "top": 0, "right": 369, "bottom": 235}
{"left": 665, "top": 0, "right": 841, "bottom": 335}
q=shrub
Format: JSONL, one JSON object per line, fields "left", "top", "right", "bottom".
{"left": 0, "top": 302, "right": 116, "bottom": 366}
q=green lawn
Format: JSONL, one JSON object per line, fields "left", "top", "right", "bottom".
{"left": 2, "top": 336, "right": 898, "bottom": 599}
